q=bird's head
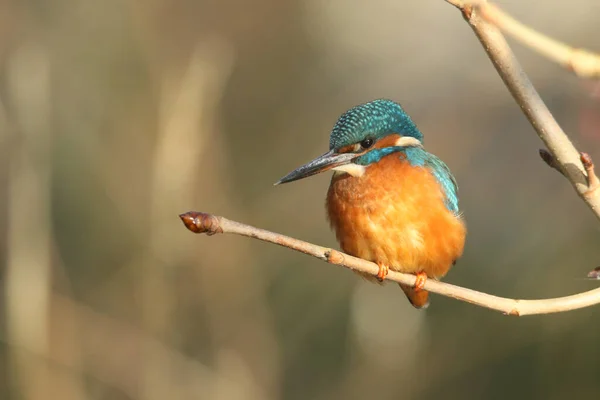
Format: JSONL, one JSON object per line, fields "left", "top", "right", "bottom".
{"left": 276, "top": 99, "right": 424, "bottom": 185}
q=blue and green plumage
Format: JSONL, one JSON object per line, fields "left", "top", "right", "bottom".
{"left": 329, "top": 99, "right": 423, "bottom": 149}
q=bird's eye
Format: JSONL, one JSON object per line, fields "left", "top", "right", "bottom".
{"left": 360, "top": 138, "right": 374, "bottom": 149}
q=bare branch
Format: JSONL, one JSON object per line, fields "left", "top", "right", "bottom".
{"left": 180, "top": 212, "right": 600, "bottom": 316}
{"left": 451, "top": 1, "right": 600, "bottom": 78}
{"left": 445, "top": 0, "right": 600, "bottom": 221}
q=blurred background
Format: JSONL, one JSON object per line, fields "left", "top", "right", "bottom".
{"left": 1, "top": 0, "right": 600, "bottom": 399}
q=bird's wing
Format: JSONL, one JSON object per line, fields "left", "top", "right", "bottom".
{"left": 424, "top": 154, "right": 459, "bottom": 214}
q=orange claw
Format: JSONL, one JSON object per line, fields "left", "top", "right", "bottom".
{"left": 414, "top": 271, "right": 427, "bottom": 291}
{"left": 376, "top": 263, "right": 389, "bottom": 281}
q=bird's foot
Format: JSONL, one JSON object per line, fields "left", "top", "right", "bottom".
{"left": 376, "top": 263, "right": 389, "bottom": 282}
{"left": 414, "top": 271, "right": 427, "bottom": 292}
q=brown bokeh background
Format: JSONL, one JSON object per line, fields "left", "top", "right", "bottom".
{"left": 1, "top": 0, "right": 600, "bottom": 399}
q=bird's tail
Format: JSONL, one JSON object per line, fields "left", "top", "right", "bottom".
{"left": 399, "top": 284, "right": 430, "bottom": 309}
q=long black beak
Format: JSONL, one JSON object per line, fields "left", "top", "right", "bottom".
{"left": 275, "top": 150, "right": 356, "bottom": 185}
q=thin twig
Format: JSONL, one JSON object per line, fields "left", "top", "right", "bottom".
{"left": 477, "top": 2, "right": 600, "bottom": 78}
{"left": 180, "top": 212, "right": 600, "bottom": 316}
{"left": 445, "top": 0, "right": 600, "bottom": 221}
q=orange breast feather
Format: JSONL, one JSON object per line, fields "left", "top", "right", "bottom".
{"left": 326, "top": 153, "right": 466, "bottom": 280}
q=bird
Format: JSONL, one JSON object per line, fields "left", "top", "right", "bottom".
{"left": 275, "top": 99, "right": 466, "bottom": 309}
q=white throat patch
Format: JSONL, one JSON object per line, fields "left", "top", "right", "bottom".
{"left": 332, "top": 164, "right": 366, "bottom": 177}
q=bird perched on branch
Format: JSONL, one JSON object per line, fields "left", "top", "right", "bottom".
{"left": 276, "top": 99, "right": 466, "bottom": 308}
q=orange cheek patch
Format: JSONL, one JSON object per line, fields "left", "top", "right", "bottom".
{"left": 337, "top": 134, "right": 402, "bottom": 154}
{"left": 373, "top": 134, "right": 402, "bottom": 149}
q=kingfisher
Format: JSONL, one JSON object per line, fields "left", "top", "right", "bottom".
{"left": 275, "top": 99, "right": 466, "bottom": 308}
